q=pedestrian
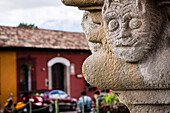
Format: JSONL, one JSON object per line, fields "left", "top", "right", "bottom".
{"left": 93, "top": 91, "right": 103, "bottom": 112}
{"left": 4, "top": 93, "right": 13, "bottom": 113}
{"left": 6, "top": 93, "right": 13, "bottom": 107}
{"left": 78, "top": 91, "right": 92, "bottom": 113}
{"left": 93, "top": 91, "right": 103, "bottom": 103}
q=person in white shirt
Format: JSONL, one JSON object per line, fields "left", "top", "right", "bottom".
{"left": 78, "top": 91, "right": 92, "bottom": 113}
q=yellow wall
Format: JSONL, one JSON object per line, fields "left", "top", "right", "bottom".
{"left": 0, "top": 52, "right": 17, "bottom": 109}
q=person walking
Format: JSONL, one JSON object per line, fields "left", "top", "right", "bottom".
{"left": 78, "top": 91, "right": 92, "bottom": 113}
{"left": 93, "top": 91, "right": 103, "bottom": 103}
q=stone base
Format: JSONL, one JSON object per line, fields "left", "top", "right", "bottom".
{"left": 128, "top": 105, "right": 170, "bottom": 113}
{"left": 115, "top": 90, "right": 170, "bottom": 113}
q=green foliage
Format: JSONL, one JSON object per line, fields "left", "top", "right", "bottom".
{"left": 18, "top": 23, "right": 38, "bottom": 28}
{"left": 114, "top": 97, "right": 120, "bottom": 103}
{"left": 102, "top": 94, "right": 119, "bottom": 105}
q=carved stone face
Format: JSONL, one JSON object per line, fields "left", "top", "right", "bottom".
{"left": 81, "top": 11, "right": 103, "bottom": 53}
{"left": 103, "top": 0, "right": 163, "bottom": 62}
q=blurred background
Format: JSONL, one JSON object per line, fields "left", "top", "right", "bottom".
{"left": 0, "top": 0, "right": 83, "bottom": 32}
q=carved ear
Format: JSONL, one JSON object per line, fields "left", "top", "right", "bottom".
{"left": 136, "top": 0, "right": 146, "bottom": 14}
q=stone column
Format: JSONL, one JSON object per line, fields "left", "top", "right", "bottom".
{"left": 61, "top": 0, "right": 170, "bottom": 112}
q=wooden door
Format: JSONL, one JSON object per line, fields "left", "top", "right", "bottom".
{"left": 52, "top": 63, "right": 64, "bottom": 90}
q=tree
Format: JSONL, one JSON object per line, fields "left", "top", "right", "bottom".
{"left": 18, "top": 23, "right": 38, "bottom": 28}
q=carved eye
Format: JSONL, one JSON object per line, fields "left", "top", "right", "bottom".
{"left": 108, "top": 20, "right": 119, "bottom": 31}
{"left": 129, "top": 18, "right": 142, "bottom": 29}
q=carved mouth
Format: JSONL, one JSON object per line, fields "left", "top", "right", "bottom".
{"left": 114, "top": 38, "right": 138, "bottom": 47}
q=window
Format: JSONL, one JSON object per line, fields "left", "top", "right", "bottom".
{"left": 49, "top": 91, "right": 60, "bottom": 98}
{"left": 20, "top": 64, "right": 32, "bottom": 92}
{"left": 49, "top": 91, "right": 68, "bottom": 98}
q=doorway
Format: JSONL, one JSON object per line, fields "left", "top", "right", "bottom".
{"left": 17, "top": 57, "right": 36, "bottom": 101}
{"left": 20, "top": 64, "right": 31, "bottom": 92}
{"left": 48, "top": 57, "right": 70, "bottom": 95}
{"left": 52, "top": 63, "right": 64, "bottom": 90}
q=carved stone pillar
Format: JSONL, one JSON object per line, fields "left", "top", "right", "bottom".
{"left": 61, "top": 0, "right": 170, "bottom": 112}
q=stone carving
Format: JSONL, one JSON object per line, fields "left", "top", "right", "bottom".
{"left": 82, "top": 0, "right": 170, "bottom": 90}
{"left": 82, "top": 10, "right": 144, "bottom": 90}
{"left": 61, "top": 0, "right": 170, "bottom": 112}
{"left": 61, "top": 0, "right": 104, "bottom": 7}
{"left": 81, "top": 11, "right": 103, "bottom": 53}
{"left": 102, "top": 0, "right": 166, "bottom": 62}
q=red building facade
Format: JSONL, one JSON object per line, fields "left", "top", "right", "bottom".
{"left": 0, "top": 26, "right": 98, "bottom": 102}
{"left": 17, "top": 49, "right": 91, "bottom": 100}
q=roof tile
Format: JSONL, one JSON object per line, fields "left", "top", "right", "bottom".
{"left": 0, "top": 26, "right": 89, "bottom": 50}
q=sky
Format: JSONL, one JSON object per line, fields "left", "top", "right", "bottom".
{"left": 0, "top": 0, "right": 84, "bottom": 32}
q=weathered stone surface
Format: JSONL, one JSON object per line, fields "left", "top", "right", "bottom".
{"left": 61, "top": 0, "right": 104, "bottom": 7}
{"left": 61, "top": 0, "right": 170, "bottom": 112}
{"left": 115, "top": 90, "right": 170, "bottom": 105}
{"left": 114, "top": 90, "right": 170, "bottom": 112}
{"left": 82, "top": 0, "right": 170, "bottom": 90}
{"left": 103, "top": 0, "right": 167, "bottom": 62}
{"left": 129, "top": 105, "right": 170, "bottom": 113}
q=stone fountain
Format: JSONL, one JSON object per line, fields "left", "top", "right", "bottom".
{"left": 61, "top": 0, "right": 170, "bottom": 112}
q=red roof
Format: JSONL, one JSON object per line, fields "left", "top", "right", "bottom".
{"left": 0, "top": 26, "right": 89, "bottom": 50}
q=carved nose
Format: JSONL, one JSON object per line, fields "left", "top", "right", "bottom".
{"left": 119, "top": 28, "right": 131, "bottom": 38}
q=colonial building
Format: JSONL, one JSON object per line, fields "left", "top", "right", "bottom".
{"left": 0, "top": 26, "right": 96, "bottom": 107}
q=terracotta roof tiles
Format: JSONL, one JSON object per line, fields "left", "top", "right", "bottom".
{"left": 0, "top": 26, "right": 89, "bottom": 50}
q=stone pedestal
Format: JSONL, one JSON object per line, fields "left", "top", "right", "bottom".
{"left": 61, "top": 0, "right": 170, "bottom": 113}
{"left": 115, "top": 90, "right": 170, "bottom": 113}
